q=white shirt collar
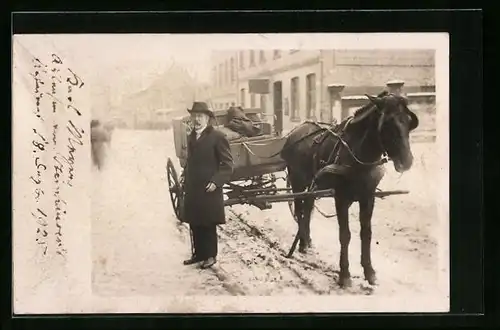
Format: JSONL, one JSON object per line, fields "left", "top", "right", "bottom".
{"left": 195, "top": 125, "right": 207, "bottom": 138}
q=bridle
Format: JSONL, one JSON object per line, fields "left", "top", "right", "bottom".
{"left": 312, "top": 109, "right": 389, "bottom": 175}
{"left": 310, "top": 94, "right": 418, "bottom": 186}
{"left": 323, "top": 122, "right": 389, "bottom": 168}
{"left": 323, "top": 92, "right": 420, "bottom": 168}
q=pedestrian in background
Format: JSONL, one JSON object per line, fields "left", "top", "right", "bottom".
{"left": 103, "top": 122, "right": 115, "bottom": 146}
{"left": 180, "top": 102, "right": 233, "bottom": 269}
{"left": 91, "top": 119, "right": 110, "bottom": 170}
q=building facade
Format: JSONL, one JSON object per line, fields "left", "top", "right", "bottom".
{"left": 210, "top": 50, "right": 322, "bottom": 132}
{"left": 209, "top": 51, "right": 239, "bottom": 110}
{"left": 112, "top": 63, "right": 208, "bottom": 128}
{"left": 209, "top": 49, "right": 435, "bottom": 131}
{"left": 237, "top": 50, "right": 322, "bottom": 132}
{"left": 322, "top": 49, "right": 435, "bottom": 122}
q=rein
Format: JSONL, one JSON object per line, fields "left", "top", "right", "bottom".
{"left": 240, "top": 121, "right": 333, "bottom": 159}
{"left": 307, "top": 117, "right": 388, "bottom": 194}
{"left": 240, "top": 116, "right": 388, "bottom": 170}
{"left": 323, "top": 126, "right": 388, "bottom": 167}
{"left": 312, "top": 117, "right": 388, "bottom": 170}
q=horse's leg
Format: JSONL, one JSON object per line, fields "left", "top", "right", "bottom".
{"left": 335, "top": 196, "right": 352, "bottom": 287}
{"left": 359, "top": 195, "right": 377, "bottom": 285}
{"left": 288, "top": 168, "right": 307, "bottom": 253}
{"left": 300, "top": 196, "right": 315, "bottom": 253}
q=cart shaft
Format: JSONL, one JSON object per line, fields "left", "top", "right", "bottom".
{"left": 225, "top": 189, "right": 336, "bottom": 206}
{"left": 224, "top": 189, "right": 409, "bottom": 207}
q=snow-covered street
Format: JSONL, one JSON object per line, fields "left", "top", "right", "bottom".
{"left": 91, "top": 128, "right": 447, "bottom": 307}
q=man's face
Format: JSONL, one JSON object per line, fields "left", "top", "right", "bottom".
{"left": 191, "top": 112, "right": 209, "bottom": 130}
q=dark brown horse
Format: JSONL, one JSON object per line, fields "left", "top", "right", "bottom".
{"left": 280, "top": 91, "right": 419, "bottom": 287}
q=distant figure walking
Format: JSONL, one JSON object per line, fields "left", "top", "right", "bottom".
{"left": 91, "top": 119, "right": 110, "bottom": 170}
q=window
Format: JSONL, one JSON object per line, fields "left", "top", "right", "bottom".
{"left": 213, "top": 66, "right": 217, "bottom": 87}
{"left": 273, "top": 50, "right": 281, "bottom": 59}
{"left": 240, "top": 88, "right": 246, "bottom": 107}
{"left": 284, "top": 97, "right": 289, "bottom": 116}
{"left": 230, "top": 57, "right": 235, "bottom": 83}
{"left": 260, "top": 94, "right": 266, "bottom": 113}
{"left": 306, "top": 73, "right": 316, "bottom": 119}
{"left": 250, "top": 93, "right": 256, "bottom": 108}
{"left": 421, "top": 85, "right": 436, "bottom": 93}
{"left": 239, "top": 51, "right": 245, "bottom": 69}
{"left": 259, "top": 50, "right": 266, "bottom": 63}
{"left": 225, "top": 61, "right": 229, "bottom": 85}
{"left": 249, "top": 50, "right": 256, "bottom": 67}
{"left": 290, "top": 77, "right": 300, "bottom": 120}
{"left": 219, "top": 64, "right": 224, "bottom": 86}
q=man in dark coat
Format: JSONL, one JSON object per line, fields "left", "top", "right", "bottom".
{"left": 181, "top": 102, "right": 233, "bottom": 269}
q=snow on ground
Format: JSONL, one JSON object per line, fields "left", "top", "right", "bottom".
{"left": 91, "top": 128, "right": 448, "bottom": 311}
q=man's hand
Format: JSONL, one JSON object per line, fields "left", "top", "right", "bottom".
{"left": 179, "top": 176, "right": 185, "bottom": 186}
{"left": 205, "top": 182, "right": 217, "bottom": 192}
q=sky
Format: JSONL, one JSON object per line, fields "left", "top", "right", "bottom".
{"left": 13, "top": 34, "right": 213, "bottom": 84}
{"left": 13, "top": 33, "right": 447, "bottom": 112}
{"left": 13, "top": 33, "right": 448, "bottom": 86}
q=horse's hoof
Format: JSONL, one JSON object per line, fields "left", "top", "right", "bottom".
{"left": 338, "top": 275, "right": 352, "bottom": 288}
{"left": 365, "top": 272, "right": 378, "bottom": 286}
{"left": 298, "top": 245, "right": 308, "bottom": 254}
{"left": 364, "top": 269, "right": 378, "bottom": 286}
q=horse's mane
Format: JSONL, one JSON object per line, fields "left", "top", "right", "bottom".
{"left": 352, "top": 90, "right": 389, "bottom": 118}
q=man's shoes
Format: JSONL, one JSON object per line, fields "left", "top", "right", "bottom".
{"left": 199, "top": 257, "right": 217, "bottom": 269}
{"left": 183, "top": 255, "right": 202, "bottom": 265}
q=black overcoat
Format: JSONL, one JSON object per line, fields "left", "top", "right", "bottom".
{"left": 182, "top": 125, "right": 233, "bottom": 225}
{"left": 91, "top": 125, "right": 110, "bottom": 169}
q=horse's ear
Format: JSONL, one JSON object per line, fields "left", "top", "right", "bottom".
{"left": 407, "top": 109, "right": 419, "bottom": 131}
{"left": 365, "top": 94, "right": 384, "bottom": 109}
{"left": 350, "top": 102, "right": 378, "bottom": 124}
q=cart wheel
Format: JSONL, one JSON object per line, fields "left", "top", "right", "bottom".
{"left": 285, "top": 172, "right": 298, "bottom": 223}
{"left": 167, "top": 158, "right": 184, "bottom": 221}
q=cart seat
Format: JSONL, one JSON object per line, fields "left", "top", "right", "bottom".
{"left": 228, "top": 135, "right": 287, "bottom": 177}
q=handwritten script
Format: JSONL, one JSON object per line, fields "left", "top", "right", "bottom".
{"left": 29, "top": 53, "right": 85, "bottom": 260}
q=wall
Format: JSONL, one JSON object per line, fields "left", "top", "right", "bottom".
{"left": 237, "top": 50, "right": 321, "bottom": 132}
{"left": 321, "top": 49, "right": 436, "bottom": 118}
{"left": 406, "top": 93, "right": 436, "bottom": 142}
{"left": 268, "top": 62, "right": 321, "bottom": 132}
{"left": 208, "top": 49, "right": 436, "bottom": 133}
{"left": 238, "top": 50, "right": 321, "bottom": 81}
{"left": 210, "top": 51, "right": 238, "bottom": 109}
{"left": 328, "top": 66, "right": 435, "bottom": 92}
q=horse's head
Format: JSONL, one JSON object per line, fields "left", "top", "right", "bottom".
{"left": 365, "top": 93, "right": 419, "bottom": 173}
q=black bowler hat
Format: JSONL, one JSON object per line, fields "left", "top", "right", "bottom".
{"left": 187, "top": 102, "right": 214, "bottom": 117}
